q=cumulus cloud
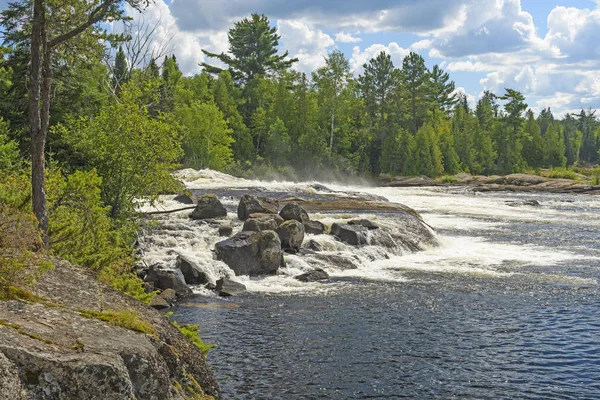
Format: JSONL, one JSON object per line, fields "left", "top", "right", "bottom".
{"left": 349, "top": 42, "right": 411, "bottom": 74}
{"left": 277, "top": 20, "right": 335, "bottom": 73}
{"left": 335, "top": 32, "right": 362, "bottom": 43}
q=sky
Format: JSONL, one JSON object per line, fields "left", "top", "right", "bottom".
{"left": 1, "top": 0, "right": 599, "bottom": 116}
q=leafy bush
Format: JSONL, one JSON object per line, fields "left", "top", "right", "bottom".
{"left": 171, "top": 321, "right": 214, "bottom": 357}
{"left": 438, "top": 175, "right": 458, "bottom": 183}
{"left": 0, "top": 117, "right": 20, "bottom": 171}
{"left": 99, "top": 268, "right": 157, "bottom": 304}
{"left": 547, "top": 168, "right": 578, "bottom": 180}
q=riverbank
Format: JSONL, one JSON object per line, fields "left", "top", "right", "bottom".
{"left": 0, "top": 258, "right": 219, "bottom": 400}
{"left": 378, "top": 172, "right": 600, "bottom": 194}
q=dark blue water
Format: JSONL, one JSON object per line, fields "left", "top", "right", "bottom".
{"left": 173, "top": 188, "right": 600, "bottom": 399}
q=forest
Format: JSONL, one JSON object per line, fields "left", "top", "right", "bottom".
{"left": 1, "top": 5, "right": 599, "bottom": 299}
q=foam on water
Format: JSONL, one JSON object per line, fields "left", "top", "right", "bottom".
{"left": 137, "top": 169, "right": 598, "bottom": 294}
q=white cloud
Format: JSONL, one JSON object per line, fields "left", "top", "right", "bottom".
{"left": 277, "top": 20, "right": 335, "bottom": 73}
{"left": 349, "top": 42, "right": 410, "bottom": 75}
{"left": 335, "top": 32, "right": 362, "bottom": 43}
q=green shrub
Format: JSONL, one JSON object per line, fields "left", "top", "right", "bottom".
{"left": 171, "top": 321, "right": 214, "bottom": 357}
{"left": 547, "top": 168, "right": 578, "bottom": 180}
{"left": 437, "top": 175, "right": 458, "bottom": 183}
{"left": 99, "top": 269, "right": 157, "bottom": 304}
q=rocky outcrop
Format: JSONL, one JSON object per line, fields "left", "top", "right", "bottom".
{"left": 218, "top": 226, "right": 233, "bottom": 237}
{"left": 176, "top": 255, "right": 208, "bottom": 285}
{"left": 214, "top": 231, "right": 283, "bottom": 276}
{"left": 144, "top": 265, "right": 193, "bottom": 297}
{"left": 237, "top": 195, "right": 278, "bottom": 220}
{"left": 0, "top": 259, "right": 219, "bottom": 400}
{"left": 279, "top": 202, "right": 309, "bottom": 223}
{"left": 215, "top": 278, "right": 246, "bottom": 297}
{"left": 295, "top": 268, "right": 329, "bottom": 282}
{"left": 277, "top": 220, "right": 305, "bottom": 253}
{"left": 303, "top": 220, "right": 325, "bottom": 235}
{"left": 189, "top": 194, "right": 227, "bottom": 220}
{"left": 173, "top": 194, "right": 195, "bottom": 204}
{"left": 330, "top": 223, "right": 368, "bottom": 246}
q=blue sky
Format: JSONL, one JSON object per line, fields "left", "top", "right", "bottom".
{"left": 2, "top": 0, "right": 599, "bottom": 115}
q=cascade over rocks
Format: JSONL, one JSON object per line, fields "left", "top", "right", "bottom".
{"left": 330, "top": 223, "right": 368, "bottom": 246}
{"left": 214, "top": 231, "right": 284, "bottom": 276}
{"left": 279, "top": 202, "right": 309, "bottom": 223}
{"left": 305, "top": 239, "right": 324, "bottom": 252}
{"left": 277, "top": 220, "right": 305, "bottom": 253}
{"left": 189, "top": 194, "right": 227, "bottom": 220}
{"left": 304, "top": 220, "right": 326, "bottom": 235}
{"left": 176, "top": 255, "right": 209, "bottom": 285}
{"left": 348, "top": 219, "right": 379, "bottom": 230}
{"left": 237, "top": 195, "right": 279, "bottom": 220}
{"left": 216, "top": 278, "right": 247, "bottom": 296}
{"left": 173, "top": 193, "right": 195, "bottom": 204}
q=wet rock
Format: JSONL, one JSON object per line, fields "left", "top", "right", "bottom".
{"left": 330, "top": 223, "right": 368, "bottom": 246}
{"left": 176, "top": 256, "right": 208, "bottom": 285}
{"left": 243, "top": 217, "right": 279, "bottom": 232}
{"left": 237, "top": 195, "right": 279, "bottom": 220}
{"left": 218, "top": 225, "right": 233, "bottom": 236}
{"left": 150, "top": 295, "right": 170, "bottom": 310}
{"left": 215, "top": 231, "right": 283, "bottom": 276}
{"left": 173, "top": 194, "right": 194, "bottom": 204}
{"left": 158, "top": 288, "right": 177, "bottom": 304}
{"left": 143, "top": 282, "right": 155, "bottom": 294}
{"left": 348, "top": 219, "right": 379, "bottom": 230}
{"left": 304, "top": 220, "right": 326, "bottom": 235}
{"left": 144, "top": 265, "right": 193, "bottom": 297}
{"left": 279, "top": 202, "right": 309, "bottom": 223}
{"left": 310, "top": 253, "right": 359, "bottom": 270}
{"left": 506, "top": 199, "right": 541, "bottom": 207}
{"left": 216, "top": 278, "right": 247, "bottom": 297}
{"left": 277, "top": 220, "right": 305, "bottom": 253}
{"left": 305, "top": 239, "right": 323, "bottom": 252}
{"left": 189, "top": 194, "right": 227, "bottom": 220}
{"left": 295, "top": 268, "right": 329, "bottom": 282}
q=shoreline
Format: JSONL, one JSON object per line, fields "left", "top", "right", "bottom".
{"left": 377, "top": 173, "right": 600, "bottom": 195}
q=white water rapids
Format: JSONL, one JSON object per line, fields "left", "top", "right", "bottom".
{"left": 137, "top": 169, "right": 600, "bottom": 295}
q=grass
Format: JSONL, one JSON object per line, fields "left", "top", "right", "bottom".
{"left": 78, "top": 309, "right": 155, "bottom": 335}
{"left": 171, "top": 321, "right": 214, "bottom": 357}
{"left": 546, "top": 168, "right": 578, "bottom": 180}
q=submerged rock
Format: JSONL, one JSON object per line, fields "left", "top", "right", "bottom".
{"left": 506, "top": 199, "right": 541, "bottom": 207}
{"left": 189, "top": 194, "right": 227, "bottom": 220}
{"left": 214, "top": 231, "right": 283, "bottom": 276}
{"left": 216, "top": 278, "right": 247, "bottom": 297}
{"left": 330, "top": 223, "right": 368, "bottom": 246}
{"left": 305, "top": 239, "right": 324, "bottom": 252}
{"left": 237, "top": 195, "right": 278, "bottom": 220}
{"left": 304, "top": 220, "right": 326, "bottom": 235}
{"left": 279, "top": 202, "right": 309, "bottom": 223}
{"left": 348, "top": 219, "right": 379, "bottom": 230}
{"left": 218, "top": 226, "right": 233, "bottom": 237}
{"left": 295, "top": 268, "right": 329, "bottom": 282}
{"left": 277, "top": 220, "right": 305, "bottom": 253}
{"left": 176, "top": 255, "right": 209, "bottom": 285}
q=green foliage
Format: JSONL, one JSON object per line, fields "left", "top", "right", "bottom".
{"left": 438, "top": 175, "right": 458, "bottom": 183}
{"left": 0, "top": 118, "right": 20, "bottom": 171}
{"left": 79, "top": 309, "right": 155, "bottom": 335}
{"left": 177, "top": 101, "right": 234, "bottom": 170}
{"left": 201, "top": 13, "right": 298, "bottom": 84}
{"left": 54, "top": 86, "right": 183, "bottom": 219}
{"left": 409, "top": 123, "right": 443, "bottom": 177}
{"left": 171, "top": 321, "right": 214, "bottom": 357}
{"left": 547, "top": 168, "right": 577, "bottom": 180}
{"left": 544, "top": 123, "right": 567, "bottom": 168}
{"left": 265, "top": 118, "right": 290, "bottom": 167}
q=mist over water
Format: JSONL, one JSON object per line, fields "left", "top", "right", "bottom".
{"left": 141, "top": 170, "right": 600, "bottom": 399}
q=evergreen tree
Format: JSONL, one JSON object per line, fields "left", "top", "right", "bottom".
{"left": 409, "top": 123, "right": 443, "bottom": 177}
{"left": 452, "top": 104, "right": 474, "bottom": 171}
{"left": 578, "top": 109, "right": 599, "bottom": 163}
{"left": 562, "top": 114, "right": 582, "bottom": 166}
{"left": 265, "top": 118, "right": 291, "bottom": 167}
{"left": 544, "top": 122, "right": 567, "bottom": 168}
{"left": 428, "top": 64, "right": 458, "bottom": 113}
{"left": 402, "top": 52, "right": 429, "bottom": 136}
{"left": 111, "top": 46, "right": 129, "bottom": 95}
{"left": 522, "top": 110, "right": 544, "bottom": 168}
{"left": 201, "top": 14, "right": 298, "bottom": 84}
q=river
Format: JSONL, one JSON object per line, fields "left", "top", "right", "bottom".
{"left": 142, "top": 170, "right": 600, "bottom": 399}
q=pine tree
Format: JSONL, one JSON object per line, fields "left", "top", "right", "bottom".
{"left": 428, "top": 64, "right": 458, "bottom": 113}
{"left": 111, "top": 46, "right": 129, "bottom": 95}
{"left": 522, "top": 110, "right": 544, "bottom": 168}
{"left": 409, "top": 123, "right": 443, "bottom": 177}
{"left": 402, "top": 52, "right": 429, "bottom": 136}
{"left": 544, "top": 122, "right": 567, "bottom": 168}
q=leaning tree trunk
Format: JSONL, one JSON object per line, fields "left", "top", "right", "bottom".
{"left": 30, "top": 0, "right": 49, "bottom": 248}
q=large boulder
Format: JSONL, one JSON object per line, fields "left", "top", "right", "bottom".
{"left": 237, "top": 195, "right": 278, "bottom": 220}
{"left": 215, "top": 278, "right": 247, "bottom": 297}
{"left": 189, "top": 194, "right": 227, "bottom": 220}
{"left": 295, "top": 268, "right": 329, "bottom": 282}
{"left": 176, "top": 256, "right": 208, "bottom": 285}
{"left": 249, "top": 213, "right": 285, "bottom": 225}
{"left": 173, "top": 193, "right": 194, "bottom": 204}
{"left": 214, "top": 231, "right": 283, "bottom": 276}
{"left": 276, "top": 220, "right": 305, "bottom": 253}
{"left": 144, "top": 265, "right": 193, "bottom": 297}
{"left": 330, "top": 223, "right": 368, "bottom": 246}
{"left": 304, "top": 220, "right": 325, "bottom": 235}
{"left": 218, "top": 226, "right": 233, "bottom": 237}
{"left": 279, "top": 202, "right": 309, "bottom": 223}
{"left": 243, "top": 217, "right": 279, "bottom": 232}
{"left": 305, "top": 239, "right": 323, "bottom": 252}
